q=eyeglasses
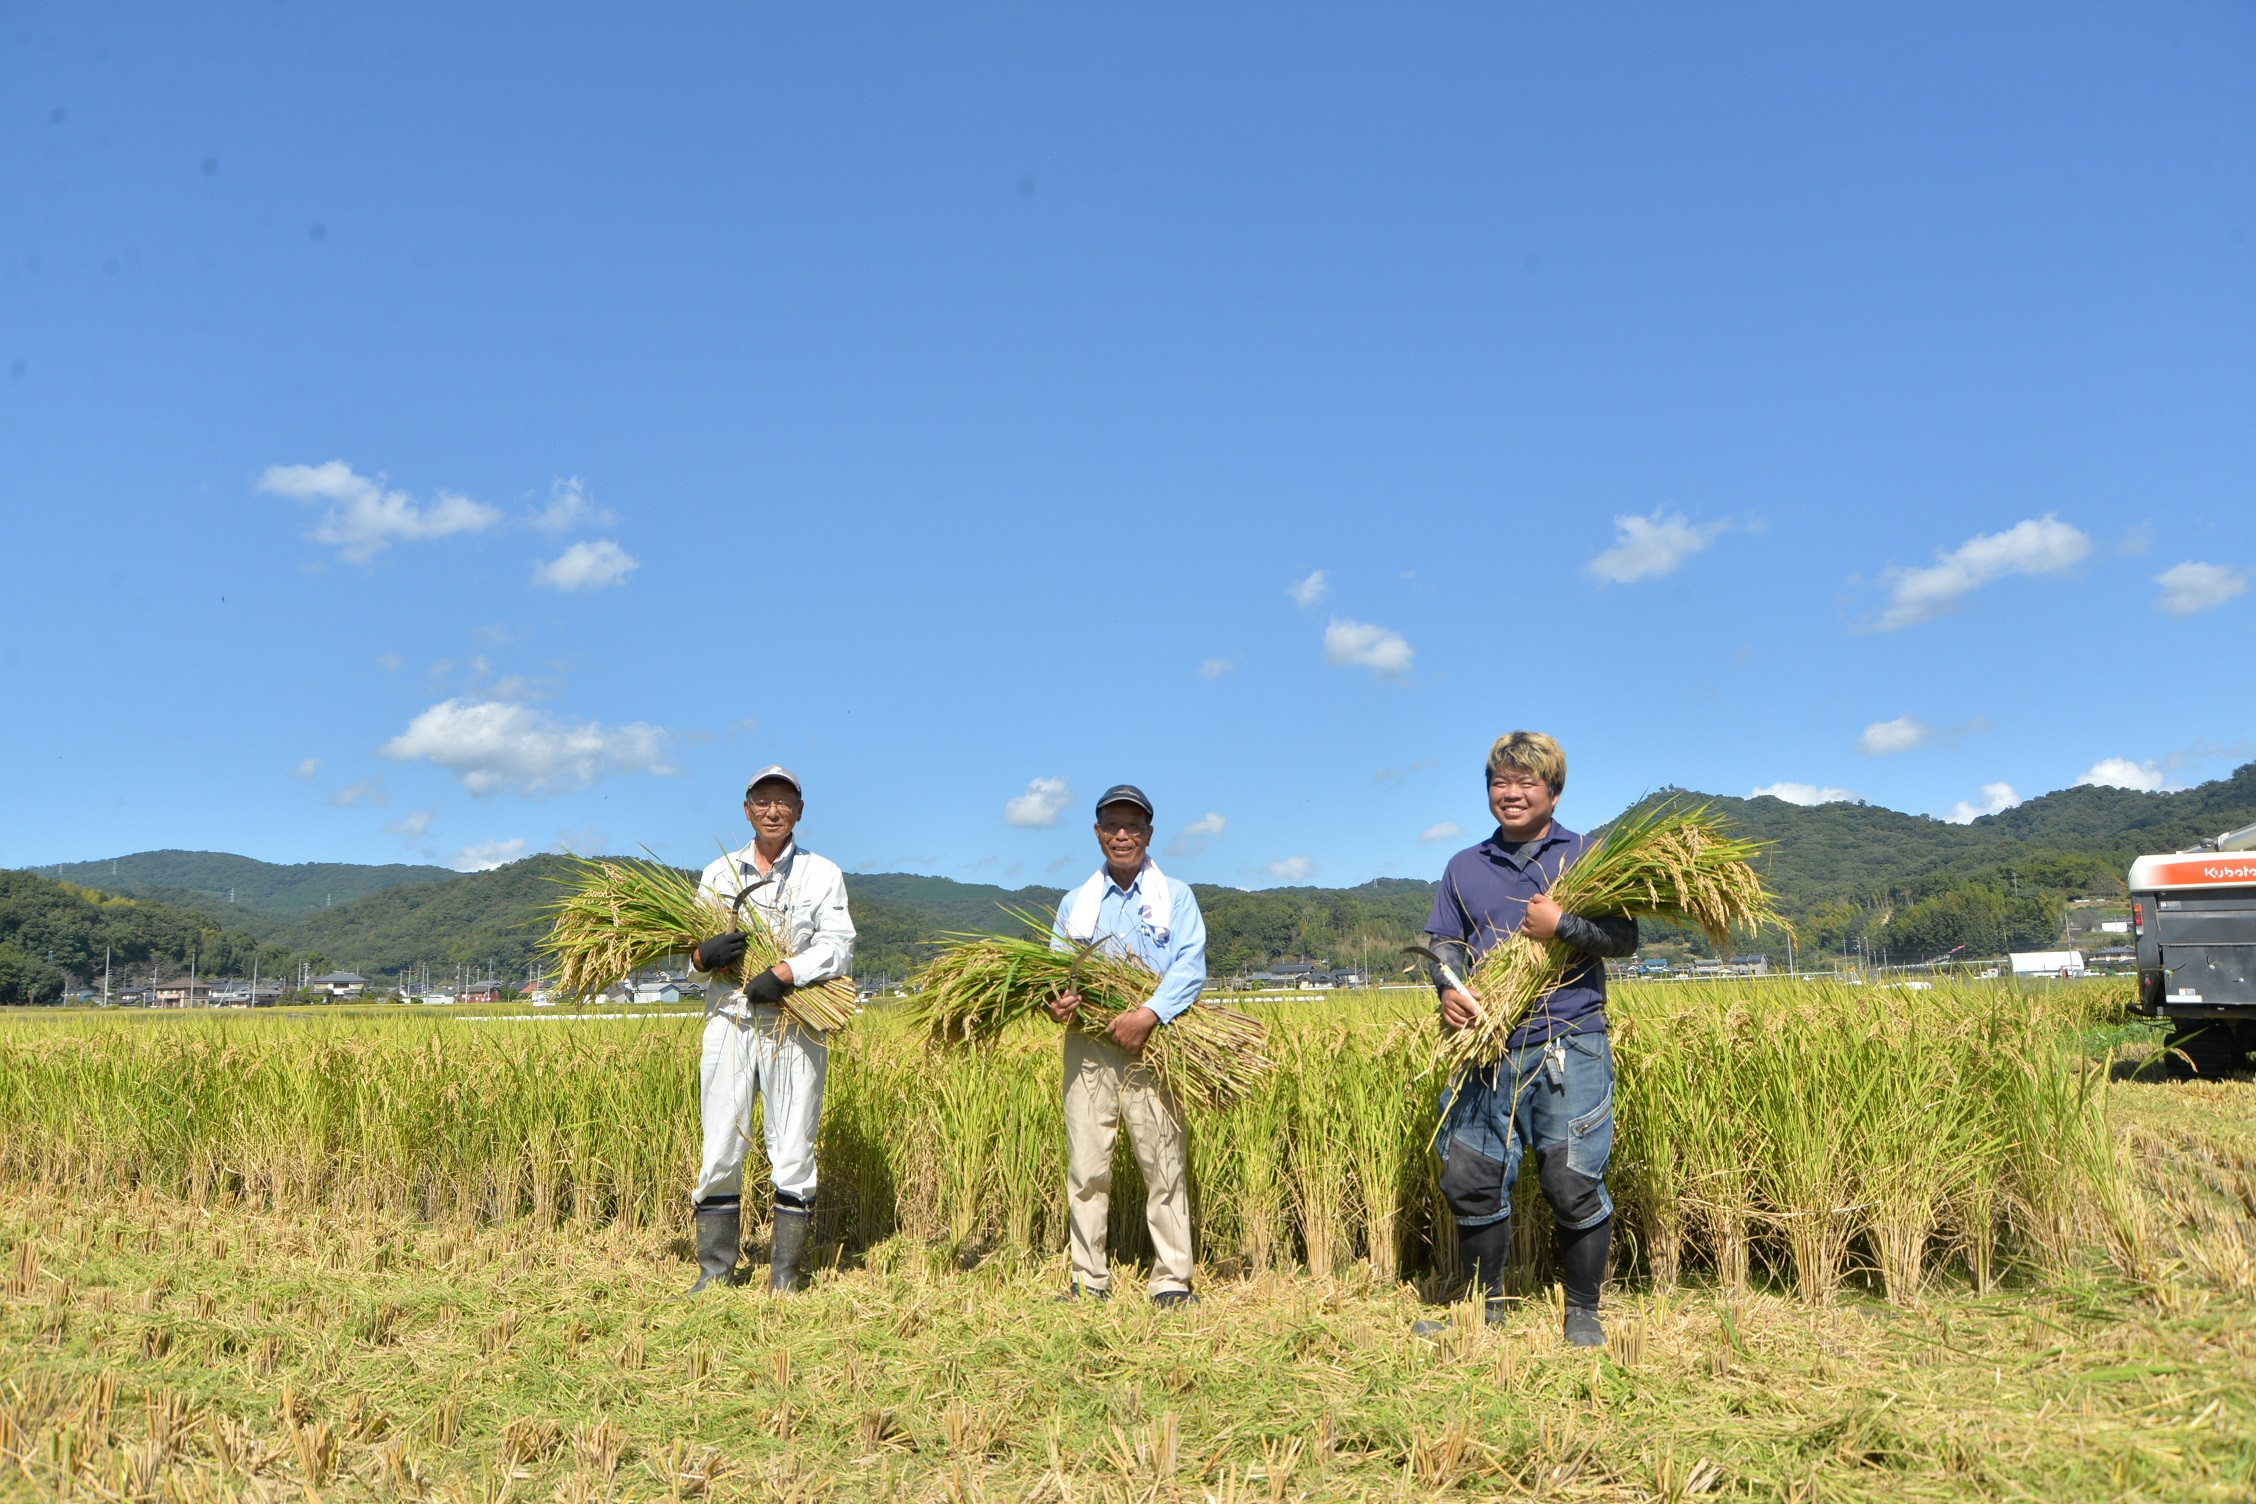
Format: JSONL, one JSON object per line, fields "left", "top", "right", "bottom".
{"left": 1097, "top": 821, "right": 1151, "bottom": 836}
{"left": 745, "top": 796, "right": 798, "bottom": 812}
{"left": 1487, "top": 774, "right": 1550, "bottom": 794}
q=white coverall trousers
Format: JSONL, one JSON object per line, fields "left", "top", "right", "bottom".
{"left": 694, "top": 1006, "right": 827, "bottom": 1206}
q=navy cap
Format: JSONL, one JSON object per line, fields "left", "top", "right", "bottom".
{"left": 1094, "top": 784, "right": 1154, "bottom": 818}
{"left": 745, "top": 764, "right": 802, "bottom": 796}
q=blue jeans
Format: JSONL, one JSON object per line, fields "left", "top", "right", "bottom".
{"left": 1433, "top": 1027, "right": 1615, "bottom": 1231}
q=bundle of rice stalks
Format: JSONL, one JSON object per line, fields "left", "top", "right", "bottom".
{"left": 910, "top": 910, "right": 1272, "bottom": 1113}
{"left": 1436, "top": 797, "right": 1784, "bottom": 1071}
{"left": 539, "top": 854, "right": 859, "bottom": 1032}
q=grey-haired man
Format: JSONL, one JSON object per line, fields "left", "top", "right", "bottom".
{"left": 684, "top": 765, "right": 855, "bottom": 1294}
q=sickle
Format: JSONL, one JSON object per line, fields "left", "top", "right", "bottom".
{"left": 727, "top": 862, "right": 784, "bottom": 923}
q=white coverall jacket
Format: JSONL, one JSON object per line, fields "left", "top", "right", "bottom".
{"left": 687, "top": 839, "right": 855, "bottom": 1207}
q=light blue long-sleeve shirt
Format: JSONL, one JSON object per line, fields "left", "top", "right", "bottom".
{"left": 1049, "top": 867, "right": 1208, "bottom": 1024}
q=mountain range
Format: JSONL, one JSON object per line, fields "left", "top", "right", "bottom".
{"left": 10, "top": 761, "right": 2255, "bottom": 1000}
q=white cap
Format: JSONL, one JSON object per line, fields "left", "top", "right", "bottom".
{"left": 745, "top": 764, "right": 802, "bottom": 796}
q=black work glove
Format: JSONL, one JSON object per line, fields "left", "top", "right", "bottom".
{"left": 693, "top": 931, "right": 747, "bottom": 973}
{"left": 742, "top": 967, "right": 790, "bottom": 1005}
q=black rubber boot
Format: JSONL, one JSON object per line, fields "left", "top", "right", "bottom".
{"left": 768, "top": 1201, "right": 811, "bottom": 1294}
{"left": 1558, "top": 1215, "right": 1609, "bottom": 1347}
{"left": 686, "top": 1198, "right": 740, "bottom": 1294}
{"left": 1414, "top": 1219, "right": 1514, "bottom": 1335}
{"left": 1462, "top": 1218, "right": 1513, "bottom": 1301}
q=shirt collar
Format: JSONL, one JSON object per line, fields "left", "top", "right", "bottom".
{"left": 735, "top": 838, "right": 797, "bottom": 873}
{"left": 1480, "top": 824, "right": 1568, "bottom": 865}
{"left": 1103, "top": 862, "right": 1146, "bottom": 898}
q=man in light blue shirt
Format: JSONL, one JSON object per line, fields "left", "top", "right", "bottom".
{"left": 1045, "top": 783, "right": 1208, "bottom": 1306}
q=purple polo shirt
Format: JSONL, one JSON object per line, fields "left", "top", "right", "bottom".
{"left": 1425, "top": 823, "right": 1607, "bottom": 1046}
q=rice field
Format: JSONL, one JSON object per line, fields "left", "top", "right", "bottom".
{"left": 2, "top": 980, "right": 2253, "bottom": 1500}
{"left": 0, "top": 983, "right": 2133, "bottom": 1296}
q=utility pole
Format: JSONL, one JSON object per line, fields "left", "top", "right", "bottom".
{"left": 103, "top": 945, "right": 111, "bottom": 1006}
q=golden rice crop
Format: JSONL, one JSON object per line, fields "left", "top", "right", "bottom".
{"left": 1439, "top": 797, "right": 1785, "bottom": 1070}
{"left": 0, "top": 979, "right": 2130, "bottom": 1301}
{"left": 909, "top": 912, "right": 1273, "bottom": 1113}
{"left": 539, "top": 854, "right": 858, "bottom": 1032}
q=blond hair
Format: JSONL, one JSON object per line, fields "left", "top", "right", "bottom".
{"left": 1485, "top": 731, "right": 1566, "bottom": 796}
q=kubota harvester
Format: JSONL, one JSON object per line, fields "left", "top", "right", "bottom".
{"left": 2132, "top": 819, "right": 2256, "bottom": 1076}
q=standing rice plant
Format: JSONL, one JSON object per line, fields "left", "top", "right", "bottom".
{"left": 1338, "top": 1022, "right": 1424, "bottom": 1281}
{"left": 1607, "top": 1005, "right": 1687, "bottom": 1288}
{"left": 1671, "top": 1000, "right": 1763, "bottom": 1293}
{"left": 815, "top": 1029, "right": 915, "bottom": 1249}
{"left": 1852, "top": 1005, "right": 1972, "bottom": 1306}
{"left": 932, "top": 1048, "right": 1003, "bottom": 1251}
{"left": 1749, "top": 999, "right": 1873, "bottom": 1302}
{"left": 990, "top": 1032, "right": 1066, "bottom": 1255}
{"left": 1988, "top": 1019, "right": 2091, "bottom": 1274}
{"left": 1285, "top": 1033, "right": 1356, "bottom": 1278}
{"left": 1196, "top": 1068, "right": 1293, "bottom": 1272}
{"left": 0, "top": 979, "right": 2137, "bottom": 1300}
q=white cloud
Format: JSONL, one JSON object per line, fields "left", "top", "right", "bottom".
{"left": 1419, "top": 821, "right": 1463, "bottom": 843}
{"left": 1857, "top": 715, "right": 1932, "bottom": 756}
{"left": 526, "top": 476, "right": 615, "bottom": 535}
{"left": 1165, "top": 812, "right": 1227, "bottom": 858}
{"left": 1003, "top": 777, "right": 1072, "bottom": 829}
{"left": 1943, "top": 781, "right": 2022, "bottom": 824}
{"left": 294, "top": 757, "right": 322, "bottom": 779}
{"left": 1265, "top": 855, "right": 1314, "bottom": 882}
{"left": 328, "top": 778, "right": 386, "bottom": 808}
{"left": 388, "top": 809, "right": 435, "bottom": 839}
{"left": 259, "top": 460, "right": 501, "bottom": 563}
{"left": 451, "top": 838, "right": 528, "bottom": 873}
{"left": 377, "top": 653, "right": 403, "bottom": 673}
{"left": 1198, "top": 659, "right": 1235, "bottom": 678}
{"left": 1287, "top": 570, "right": 1329, "bottom": 608}
{"left": 2152, "top": 561, "right": 2247, "bottom": 618}
{"left": 1874, "top": 514, "right": 2090, "bottom": 630}
{"left": 533, "top": 539, "right": 640, "bottom": 592}
{"left": 1324, "top": 618, "right": 1414, "bottom": 679}
{"left": 1584, "top": 509, "right": 1726, "bottom": 585}
{"left": 380, "top": 699, "right": 673, "bottom": 796}
{"left": 2077, "top": 757, "right": 2168, "bottom": 792}
{"left": 1750, "top": 782, "right": 1860, "bottom": 806}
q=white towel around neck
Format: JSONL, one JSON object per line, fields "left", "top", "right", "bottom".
{"left": 1064, "top": 860, "right": 1172, "bottom": 945}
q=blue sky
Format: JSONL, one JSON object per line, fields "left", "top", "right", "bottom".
{"left": 4, "top": 4, "right": 2252, "bottom": 886}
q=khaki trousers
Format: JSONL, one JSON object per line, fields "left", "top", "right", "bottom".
{"left": 1064, "top": 1030, "right": 1193, "bottom": 1295}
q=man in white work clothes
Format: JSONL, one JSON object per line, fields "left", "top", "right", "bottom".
{"left": 684, "top": 765, "right": 856, "bottom": 1294}
{"left": 1047, "top": 784, "right": 1209, "bottom": 1307}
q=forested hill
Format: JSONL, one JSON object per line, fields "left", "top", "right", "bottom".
{"left": 0, "top": 871, "right": 298, "bottom": 1004}
{"left": 31, "top": 850, "right": 454, "bottom": 921}
{"left": 1710, "top": 759, "right": 2256, "bottom": 913}
{"left": 19, "top": 761, "right": 2256, "bottom": 991}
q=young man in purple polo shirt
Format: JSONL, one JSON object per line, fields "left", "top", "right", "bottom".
{"left": 1419, "top": 731, "right": 1637, "bottom": 1347}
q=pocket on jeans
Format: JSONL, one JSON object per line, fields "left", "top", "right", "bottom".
{"left": 1438, "top": 1138, "right": 1509, "bottom": 1221}
{"left": 1562, "top": 1028, "right": 1611, "bottom": 1064}
{"left": 1565, "top": 1099, "right": 1614, "bottom": 1177}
